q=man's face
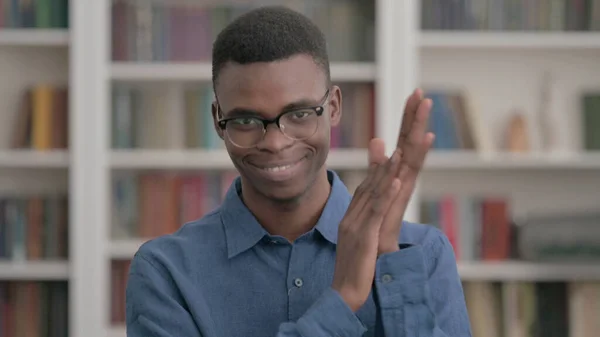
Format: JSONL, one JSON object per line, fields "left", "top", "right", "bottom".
{"left": 212, "top": 54, "right": 342, "bottom": 202}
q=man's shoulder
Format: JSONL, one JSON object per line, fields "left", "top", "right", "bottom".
{"left": 399, "top": 221, "right": 457, "bottom": 274}
{"left": 400, "top": 220, "right": 450, "bottom": 251}
{"left": 134, "top": 208, "right": 226, "bottom": 266}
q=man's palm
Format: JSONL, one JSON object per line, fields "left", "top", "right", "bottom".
{"left": 368, "top": 89, "right": 435, "bottom": 255}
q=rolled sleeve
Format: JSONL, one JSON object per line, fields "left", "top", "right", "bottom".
{"left": 375, "top": 244, "right": 430, "bottom": 308}
{"left": 372, "top": 233, "right": 472, "bottom": 337}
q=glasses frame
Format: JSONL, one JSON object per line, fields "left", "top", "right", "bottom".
{"left": 216, "top": 89, "right": 330, "bottom": 148}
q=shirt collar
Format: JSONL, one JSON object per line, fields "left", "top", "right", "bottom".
{"left": 220, "top": 170, "right": 352, "bottom": 258}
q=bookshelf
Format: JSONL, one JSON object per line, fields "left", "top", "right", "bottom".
{"left": 1, "top": 0, "right": 599, "bottom": 336}
{"left": 418, "top": 0, "right": 600, "bottom": 335}
{"left": 0, "top": 1, "right": 71, "bottom": 337}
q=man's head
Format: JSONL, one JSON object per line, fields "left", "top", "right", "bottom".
{"left": 211, "top": 6, "right": 342, "bottom": 204}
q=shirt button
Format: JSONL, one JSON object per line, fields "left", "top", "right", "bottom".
{"left": 294, "top": 278, "right": 303, "bottom": 287}
{"left": 382, "top": 274, "right": 393, "bottom": 283}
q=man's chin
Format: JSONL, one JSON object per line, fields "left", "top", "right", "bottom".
{"left": 258, "top": 184, "right": 306, "bottom": 205}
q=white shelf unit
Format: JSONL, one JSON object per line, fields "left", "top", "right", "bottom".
{"left": 14, "top": 0, "right": 595, "bottom": 336}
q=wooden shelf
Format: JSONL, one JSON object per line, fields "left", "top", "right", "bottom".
{"left": 458, "top": 261, "right": 600, "bottom": 281}
{"left": 0, "top": 150, "right": 69, "bottom": 168}
{"left": 0, "top": 29, "right": 69, "bottom": 46}
{"left": 420, "top": 31, "right": 600, "bottom": 49}
{"left": 109, "top": 239, "right": 146, "bottom": 259}
{"left": 107, "top": 326, "right": 126, "bottom": 337}
{"left": 424, "top": 151, "right": 600, "bottom": 170}
{"left": 110, "top": 62, "right": 376, "bottom": 82}
{"left": 110, "top": 148, "right": 369, "bottom": 170}
{"left": 110, "top": 239, "right": 600, "bottom": 281}
{"left": 109, "top": 240, "right": 600, "bottom": 282}
{"left": 0, "top": 260, "right": 69, "bottom": 280}
{"left": 110, "top": 150, "right": 600, "bottom": 171}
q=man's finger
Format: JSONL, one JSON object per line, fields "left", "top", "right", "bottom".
{"left": 368, "top": 138, "right": 388, "bottom": 166}
{"left": 396, "top": 89, "right": 423, "bottom": 149}
{"left": 407, "top": 98, "right": 433, "bottom": 147}
{"left": 398, "top": 131, "right": 435, "bottom": 181}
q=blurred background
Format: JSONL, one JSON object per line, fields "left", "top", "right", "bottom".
{"left": 0, "top": 0, "right": 599, "bottom": 336}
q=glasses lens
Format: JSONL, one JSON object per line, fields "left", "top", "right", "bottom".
{"left": 225, "top": 117, "right": 265, "bottom": 148}
{"left": 279, "top": 109, "right": 319, "bottom": 141}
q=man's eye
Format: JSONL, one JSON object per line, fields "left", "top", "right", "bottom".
{"left": 233, "top": 118, "right": 258, "bottom": 125}
{"left": 290, "top": 110, "right": 312, "bottom": 119}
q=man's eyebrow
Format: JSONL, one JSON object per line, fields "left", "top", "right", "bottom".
{"left": 280, "top": 97, "right": 321, "bottom": 111}
{"left": 223, "top": 97, "right": 322, "bottom": 118}
{"left": 223, "top": 108, "right": 262, "bottom": 118}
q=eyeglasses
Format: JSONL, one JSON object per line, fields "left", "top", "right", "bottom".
{"left": 216, "top": 89, "right": 330, "bottom": 149}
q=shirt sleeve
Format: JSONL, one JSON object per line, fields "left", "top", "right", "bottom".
{"left": 373, "top": 229, "right": 473, "bottom": 337}
{"left": 126, "top": 252, "right": 368, "bottom": 337}
{"left": 126, "top": 253, "right": 202, "bottom": 337}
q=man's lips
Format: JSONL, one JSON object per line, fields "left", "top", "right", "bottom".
{"left": 249, "top": 156, "right": 306, "bottom": 170}
{"left": 248, "top": 156, "right": 307, "bottom": 181}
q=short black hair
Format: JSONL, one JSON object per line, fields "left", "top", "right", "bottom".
{"left": 211, "top": 6, "right": 330, "bottom": 89}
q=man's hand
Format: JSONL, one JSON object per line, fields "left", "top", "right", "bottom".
{"left": 369, "top": 89, "right": 435, "bottom": 255}
{"left": 333, "top": 139, "right": 402, "bottom": 312}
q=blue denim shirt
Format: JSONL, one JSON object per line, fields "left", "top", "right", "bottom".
{"left": 126, "top": 170, "right": 472, "bottom": 336}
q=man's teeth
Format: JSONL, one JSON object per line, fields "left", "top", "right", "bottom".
{"left": 264, "top": 164, "right": 293, "bottom": 172}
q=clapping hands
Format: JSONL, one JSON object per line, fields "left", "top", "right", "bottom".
{"left": 371, "top": 88, "right": 435, "bottom": 255}
{"left": 332, "top": 88, "right": 435, "bottom": 312}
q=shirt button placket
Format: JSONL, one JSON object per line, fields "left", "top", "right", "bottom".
{"left": 287, "top": 243, "right": 308, "bottom": 321}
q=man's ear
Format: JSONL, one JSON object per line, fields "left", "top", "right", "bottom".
{"left": 211, "top": 101, "right": 225, "bottom": 140}
{"left": 328, "top": 85, "right": 342, "bottom": 127}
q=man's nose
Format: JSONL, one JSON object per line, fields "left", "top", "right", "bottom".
{"left": 255, "top": 123, "right": 294, "bottom": 152}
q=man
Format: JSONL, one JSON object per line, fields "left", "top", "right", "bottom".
{"left": 125, "top": 6, "right": 472, "bottom": 337}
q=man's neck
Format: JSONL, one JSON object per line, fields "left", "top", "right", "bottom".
{"left": 240, "top": 170, "right": 332, "bottom": 242}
